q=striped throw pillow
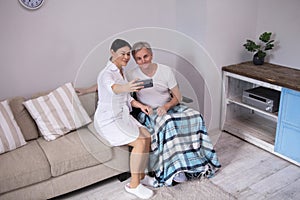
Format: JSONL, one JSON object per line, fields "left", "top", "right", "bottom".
{"left": 23, "top": 83, "right": 92, "bottom": 141}
{"left": 0, "top": 100, "right": 27, "bottom": 154}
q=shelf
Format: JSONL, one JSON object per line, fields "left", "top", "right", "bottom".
{"left": 227, "top": 96, "right": 278, "bottom": 120}
{"left": 224, "top": 71, "right": 282, "bottom": 91}
{"left": 223, "top": 112, "right": 276, "bottom": 151}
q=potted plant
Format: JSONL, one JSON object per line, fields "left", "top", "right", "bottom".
{"left": 243, "top": 32, "right": 275, "bottom": 65}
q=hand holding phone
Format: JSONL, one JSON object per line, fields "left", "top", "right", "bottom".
{"left": 135, "top": 79, "right": 153, "bottom": 89}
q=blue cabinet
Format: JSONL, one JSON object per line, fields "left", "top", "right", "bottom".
{"left": 275, "top": 88, "right": 300, "bottom": 162}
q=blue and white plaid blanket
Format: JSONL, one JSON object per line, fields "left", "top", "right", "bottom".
{"left": 137, "top": 104, "right": 221, "bottom": 187}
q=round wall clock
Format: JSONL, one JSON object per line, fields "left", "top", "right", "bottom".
{"left": 19, "top": 0, "right": 45, "bottom": 10}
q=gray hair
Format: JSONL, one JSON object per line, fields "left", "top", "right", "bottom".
{"left": 131, "top": 41, "right": 153, "bottom": 58}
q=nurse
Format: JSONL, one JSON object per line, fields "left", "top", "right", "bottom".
{"left": 94, "top": 39, "right": 154, "bottom": 199}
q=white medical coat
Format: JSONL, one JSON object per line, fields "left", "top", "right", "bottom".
{"left": 94, "top": 61, "right": 141, "bottom": 146}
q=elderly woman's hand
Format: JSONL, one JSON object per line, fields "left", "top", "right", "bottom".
{"left": 157, "top": 106, "right": 167, "bottom": 116}
{"left": 141, "top": 105, "right": 153, "bottom": 115}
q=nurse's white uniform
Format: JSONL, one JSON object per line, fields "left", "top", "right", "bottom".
{"left": 94, "top": 61, "right": 142, "bottom": 146}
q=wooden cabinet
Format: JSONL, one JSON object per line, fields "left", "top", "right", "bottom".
{"left": 221, "top": 62, "right": 300, "bottom": 166}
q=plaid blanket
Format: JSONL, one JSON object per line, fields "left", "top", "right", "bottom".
{"left": 137, "top": 104, "right": 221, "bottom": 187}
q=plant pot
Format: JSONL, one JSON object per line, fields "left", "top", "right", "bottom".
{"left": 253, "top": 54, "right": 265, "bottom": 65}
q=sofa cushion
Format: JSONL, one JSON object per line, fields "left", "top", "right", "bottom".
{"left": 37, "top": 128, "right": 112, "bottom": 177}
{"left": 9, "top": 96, "right": 39, "bottom": 141}
{"left": 0, "top": 140, "right": 51, "bottom": 194}
{"left": 0, "top": 100, "right": 27, "bottom": 154}
{"left": 87, "top": 121, "right": 112, "bottom": 147}
{"left": 23, "top": 83, "right": 92, "bottom": 141}
{"left": 78, "top": 92, "right": 97, "bottom": 118}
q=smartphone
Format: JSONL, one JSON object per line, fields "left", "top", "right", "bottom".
{"left": 135, "top": 79, "right": 153, "bottom": 89}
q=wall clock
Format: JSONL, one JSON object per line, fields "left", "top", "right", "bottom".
{"left": 19, "top": 0, "right": 45, "bottom": 10}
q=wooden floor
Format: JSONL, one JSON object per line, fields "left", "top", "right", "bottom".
{"left": 211, "top": 131, "right": 300, "bottom": 200}
{"left": 53, "top": 131, "right": 300, "bottom": 200}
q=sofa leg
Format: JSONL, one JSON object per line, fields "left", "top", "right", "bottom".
{"left": 117, "top": 172, "right": 131, "bottom": 182}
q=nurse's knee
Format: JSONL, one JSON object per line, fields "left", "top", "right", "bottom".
{"left": 139, "top": 127, "right": 151, "bottom": 139}
{"left": 132, "top": 138, "right": 147, "bottom": 151}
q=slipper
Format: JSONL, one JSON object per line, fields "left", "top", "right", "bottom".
{"left": 173, "top": 172, "right": 187, "bottom": 183}
{"left": 125, "top": 183, "right": 153, "bottom": 199}
{"left": 140, "top": 175, "right": 155, "bottom": 187}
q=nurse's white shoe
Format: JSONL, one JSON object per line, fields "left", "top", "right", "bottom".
{"left": 125, "top": 183, "right": 153, "bottom": 199}
{"left": 140, "top": 175, "right": 155, "bottom": 187}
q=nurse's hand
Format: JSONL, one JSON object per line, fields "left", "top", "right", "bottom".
{"left": 126, "top": 79, "right": 144, "bottom": 92}
{"left": 112, "top": 79, "right": 143, "bottom": 94}
{"left": 141, "top": 105, "right": 153, "bottom": 115}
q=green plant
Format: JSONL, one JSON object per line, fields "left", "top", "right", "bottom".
{"left": 243, "top": 32, "right": 275, "bottom": 59}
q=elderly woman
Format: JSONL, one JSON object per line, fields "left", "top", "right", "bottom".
{"left": 93, "top": 39, "right": 154, "bottom": 199}
{"left": 126, "top": 41, "right": 221, "bottom": 187}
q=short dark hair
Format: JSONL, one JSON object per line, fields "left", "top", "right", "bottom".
{"left": 110, "top": 39, "right": 131, "bottom": 52}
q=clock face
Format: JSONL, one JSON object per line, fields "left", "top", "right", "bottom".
{"left": 19, "top": 0, "right": 44, "bottom": 10}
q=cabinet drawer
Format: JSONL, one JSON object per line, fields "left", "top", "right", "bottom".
{"left": 275, "top": 123, "right": 300, "bottom": 162}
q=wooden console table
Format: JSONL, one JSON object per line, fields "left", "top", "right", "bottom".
{"left": 221, "top": 62, "right": 300, "bottom": 166}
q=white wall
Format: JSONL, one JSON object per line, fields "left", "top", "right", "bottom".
{"left": 175, "top": 0, "right": 259, "bottom": 128}
{"left": 256, "top": 0, "right": 300, "bottom": 69}
{"left": 0, "top": 0, "right": 177, "bottom": 99}
{"left": 1, "top": 0, "right": 300, "bottom": 130}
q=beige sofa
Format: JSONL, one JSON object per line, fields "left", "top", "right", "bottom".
{"left": 0, "top": 91, "right": 130, "bottom": 200}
